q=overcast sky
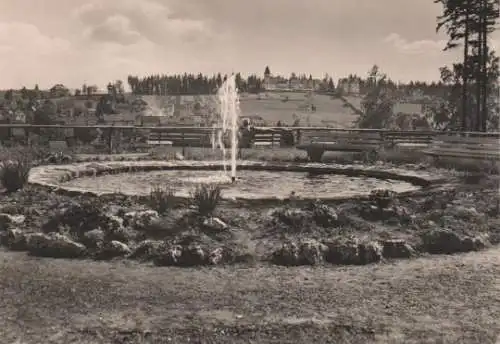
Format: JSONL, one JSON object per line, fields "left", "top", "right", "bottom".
{"left": 0, "top": 0, "right": 499, "bottom": 89}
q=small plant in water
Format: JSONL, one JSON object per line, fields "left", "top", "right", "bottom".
{"left": 0, "top": 158, "right": 32, "bottom": 193}
{"left": 190, "top": 184, "right": 222, "bottom": 216}
{"left": 147, "top": 184, "right": 176, "bottom": 214}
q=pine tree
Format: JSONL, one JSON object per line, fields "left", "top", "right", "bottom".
{"left": 436, "top": 0, "right": 499, "bottom": 131}
{"left": 436, "top": 0, "right": 472, "bottom": 130}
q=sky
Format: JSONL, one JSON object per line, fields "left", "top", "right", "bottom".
{"left": 0, "top": 0, "right": 499, "bottom": 90}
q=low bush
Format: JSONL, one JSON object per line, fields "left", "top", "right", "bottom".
{"left": 369, "top": 189, "right": 396, "bottom": 209}
{"left": 190, "top": 184, "right": 222, "bottom": 216}
{"left": 0, "top": 158, "right": 31, "bottom": 193}
{"left": 306, "top": 200, "right": 339, "bottom": 227}
{"left": 147, "top": 184, "right": 176, "bottom": 214}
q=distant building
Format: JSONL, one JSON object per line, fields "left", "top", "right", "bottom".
{"left": 49, "top": 84, "right": 70, "bottom": 98}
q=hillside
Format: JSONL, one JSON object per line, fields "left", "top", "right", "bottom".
{"left": 1, "top": 91, "right": 427, "bottom": 128}
{"left": 239, "top": 92, "right": 357, "bottom": 127}
{"left": 133, "top": 92, "right": 359, "bottom": 127}
{"left": 343, "top": 96, "right": 425, "bottom": 116}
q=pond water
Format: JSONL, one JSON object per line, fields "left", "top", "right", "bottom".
{"left": 61, "top": 169, "right": 420, "bottom": 200}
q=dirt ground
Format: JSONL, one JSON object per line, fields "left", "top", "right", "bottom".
{"left": 0, "top": 246, "right": 499, "bottom": 344}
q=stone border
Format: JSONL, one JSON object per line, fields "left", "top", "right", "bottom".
{"left": 28, "top": 159, "right": 455, "bottom": 203}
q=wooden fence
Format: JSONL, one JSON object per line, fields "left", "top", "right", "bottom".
{"left": 0, "top": 124, "right": 498, "bottom": 154}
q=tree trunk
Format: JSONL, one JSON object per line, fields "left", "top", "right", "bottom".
{"left": 462, "top": 7, "right": 470, "bottom": 131}
{"left": 476, "top": 4, "right": 484, "bottom": 132}
{"left": 481, "top": 2, "right": 489, "bottom": 132}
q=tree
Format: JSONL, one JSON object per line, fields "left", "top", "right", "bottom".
{"left": 435, "top": 0, "right": 499, "bottom": 131}
{"left": 264, "top": 66, "right": 271, "bottom": 77}
{"left": 471, "top": 0, "right": 499, "bottom": 131}
{"left": 424, "top": 64, "right": 464, "bottom": 130}
{"left": 20, "top": 87, "right": 28, "bottom": 100}
{"left": 436, "top": 0, "right": 472, "bottom": 130}
{"left": 3, "top": 89, "right": 13, "bottom": 103}
{"left": 33, "top": 100, "right": 56, "bottom": 125}
{"left": 33, "top": 84, "right": 40, "bottom": 99}
{"left": 328, "top": 78, "right": 335, "bottom": 91}
{"left": 356, "top": 66, "right": 395, "bottom": 129}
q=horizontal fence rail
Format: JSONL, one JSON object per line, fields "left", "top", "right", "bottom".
{"left": 0, "top": 124, "right": 498, "bottom": 135}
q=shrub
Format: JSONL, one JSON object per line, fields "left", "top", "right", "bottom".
{"left": 306, "top": 200, "right": 339, "bottom": 227}
{"left": 147, "top": 184, "right": 176, "bottom": 214}
{"left": 369, "top": 189, "right": 395, "bottom": 209}
{"left": 0, "top": 159, "right": 31, "bottom": 193}
{"left": 271, "top": 207, "right": 309, "bottom": 231}
{"left": 42, "top": 200, "right": 120, "bottom": 239}
{"left": 190, "top": 184, "right": 222, "bottom": 216}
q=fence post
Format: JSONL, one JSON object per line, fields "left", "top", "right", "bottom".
{"left": 107, "top": 126, "right": 114, "bottom": 154}
{"left": 182, "top": 131, "right": 186, "bottom": 157}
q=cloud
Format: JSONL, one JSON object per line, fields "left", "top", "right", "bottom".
{"left": 0, "top": 21, "right": 70, "bottom": 55}
{"left": 384, "top": 33, "right": 446, "bottom": 55}
{"left": 74, "top": 0, "right": 212, "bottom": 46}
{"left": 83, "top": 15, "right": 142, "bottom": 45}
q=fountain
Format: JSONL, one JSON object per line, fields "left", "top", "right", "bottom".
{"left": 28, "top": 74, "right": 444, "bottom": 202}
{"left": 215, "top": 75, "right": 240, "bottom": 182}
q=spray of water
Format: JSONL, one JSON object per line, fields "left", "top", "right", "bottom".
{"left": 213, "top": 75, "right": 240, "bottom": 181}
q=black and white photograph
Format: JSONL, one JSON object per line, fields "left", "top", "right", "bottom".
{"left": 0, "top": 0, "right": 499, "bottom": 343}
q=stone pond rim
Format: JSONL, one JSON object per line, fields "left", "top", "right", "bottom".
{"left": 28, "top": 160, "right": 455, "bottom": 203}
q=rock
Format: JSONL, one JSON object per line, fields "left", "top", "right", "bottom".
{"left": 96, "top": 240, "right": 131, "bottom": 260}
{"left": 153, "top": 245, "right": 183, "bottom": 266}
{"left": 180, "top": 244, "right": 207, "bottom": 266}
{"left": 381, "top": 206, "right": 412, "bottom": 224}
{"left": 106, "top": 227, "right": 140, "bottom": 243}
{"left": 308, "top": 202, "right": 339, "bottom": 227}
{"left": 460, "top": 234, "right": 490, "bottom": 252}
{"left": 0, "top": 228, "right": 27, "bottom": 251}
{"left": 445, "top": 205, "right": 482, "bottom": 221}
{"left": 208, "top": 247, "right": 225, "bottom": 265}
{"left": 324, "top": 239, "right": 360, "bottom": 265}
{"left": 272, "top": 241, "right": 301, "bottom": 266}
{"left": 358, "top": 241, "right": 383, "bottom": 264}
{"left": 272, "top": 208, "right": 308, "bottom": 227}
{"left": 202, "top": 217, "right": 228, "bottom": 233}
{"left": 107, "top": 214, "right": 125, "bottom": 229}
{"left": 44, "top": 153, "right": 72, "bottom": 165}
{"left": 421, "top": 229, "right": 463, "bottom": 254}
{"left": 358, "top": 203, "right": 412, "bottom": 224}
{"left": 42, "top": 202, "right": 123, "bottom": 238}
{"left": 299, "top": 240, "right": 328, "bottom": 265}
{"left": 26, "top": 232, "right": 86, "bottom": 258}
{"left": 175, "top": 152, "right": 185, "bottom": 160}
{"left": 82, "top": 229, "right": 105, "bottom": 249}
{"left": 124, "top": 210, "right": 160, "bottom": 231}
{"left": 0, "top": 213, "right": 25, "bottom": 230}
{"left": 129, "top": 240, "right": 164, "bottom": 260}
{"left": 382, "top": 239, "right": 414, "bottom": 259}
{"left": 473, "top": 234, "right": 490, "bottom": 250}
{"left": 421, "top": 229, "right": 488, "bottom": 255}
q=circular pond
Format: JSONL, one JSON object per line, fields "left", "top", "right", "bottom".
{"left": 60, "top": 169, "right": 420, "bottom": 200}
